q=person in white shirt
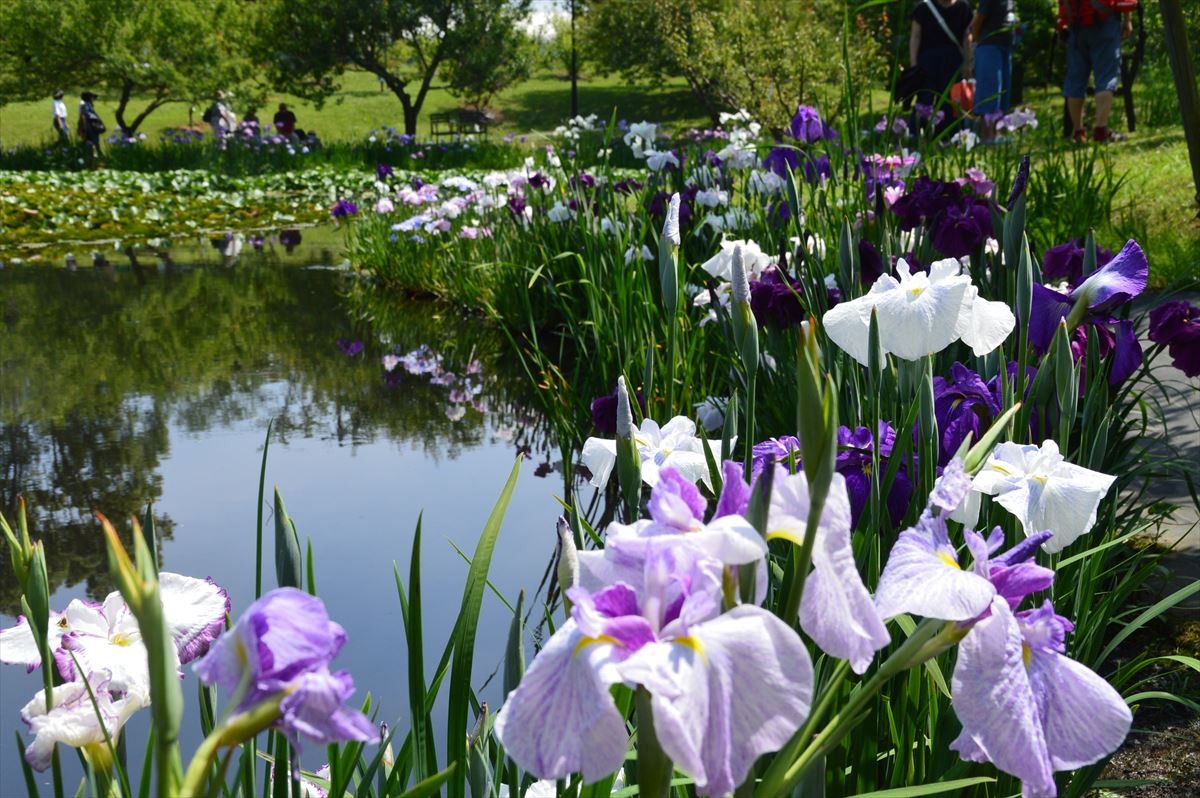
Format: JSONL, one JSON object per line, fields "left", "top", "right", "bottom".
{"left": 52, "top": 90, "right": 69, "bottom": 143}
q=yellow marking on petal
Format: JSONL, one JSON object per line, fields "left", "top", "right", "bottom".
{"left": 1031, "top": 474, "right": 1047, "bottom": 485}
{"left": 862, "top": 462, "right": 873, "bottom": 477}
{"left": 1022, "top": 643, "right": 1033, "bottom": 669}
{"left": 766, "top": 528, "right": 804, "bottom": 546}
{"left": 909, "top": 286, "right": 925, "bottom": 298}
{"left": 937, "top": 551, "right": 961, "bottom": 570}
{"left": 56, "top": 617, "right": 69, "bottom": 629}
{"left": 990, "top": 462, "right": 1012, "bottom": 475}
{"left": 573, "top": 634, "right": 620, "bottom": 658}
{"left": 673, "top": 635, "right": 708, "bottom": 665}
{"left": 110, "top": 632, "right": 135, "bottom": 647}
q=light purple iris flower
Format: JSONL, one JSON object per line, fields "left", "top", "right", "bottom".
{"left": 494, "top": 543, "right": 812, "bottom": 795}
{"left": 193, "top": 589, "right": 376, "bottom": 747}
{"left": 950, "top": 597, "right": 1132, "bottom": 798}
{"left": 873, "top": 461, "right": 1131, "bottom": 796}
{"left": 576, "top": 468, "right": 767, "bottom": 593}
{"left": 765, "top": 466, "right": 890, "bottom": 673}
{"left": 876, "top": 460, "right": 1054, "bottom": 622}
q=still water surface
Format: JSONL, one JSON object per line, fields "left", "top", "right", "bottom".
{"left": 0, "top": 239, "right": 566, "bottom": 790}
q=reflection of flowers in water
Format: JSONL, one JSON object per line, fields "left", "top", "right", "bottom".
{"left": 381, "top": 345, "right": 485, "bottom": 421}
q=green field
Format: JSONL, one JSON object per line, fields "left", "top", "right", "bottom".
{"left": 0, "top": 70, "right": 711, "bottom": 146}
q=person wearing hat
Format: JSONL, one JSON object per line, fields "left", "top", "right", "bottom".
{"left": 51, "top": 90, "right": 69, "bottom": 143}
{"left": 77, "top": 91, "right": 106, "bottom": 156}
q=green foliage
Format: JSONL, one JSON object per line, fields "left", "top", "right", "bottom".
{"left": 255, "top": 0, "right": 531, "bottom": 135}
{"left": 441, "top": 4, "right": 537, "bottom": 109}
{"left": 0, "top": 0, "right": 251, "bottom": 133}
{"left": 585, "top": 0, "right": 883, "bottom": 131}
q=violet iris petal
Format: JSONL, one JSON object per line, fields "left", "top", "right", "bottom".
{"left": 763, "top": 146, "right": 800, "bottom": 178}
{"left": 1069, "top": 240, "right": 1148, "bottom": 311}
{"left": 950, "top": 598, "right": 1132, "bottom": 797}
{"left": 194, "top": 588, "right": 346, "bottom": 705}
{"left": 836, "top": 423, "right": 913, "bottom": 528}
{"left": 933, "top": 363, "right": 1001, "bottom": 465}
{"left": 789, "top": 104, "right": 834, "bottom": 142}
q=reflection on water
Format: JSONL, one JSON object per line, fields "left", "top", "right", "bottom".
{"left": 0, "top": 241, "right": 568, "bottom": 790}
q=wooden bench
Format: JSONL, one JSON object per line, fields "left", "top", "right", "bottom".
{"left": 429, "top": 109, "right": 492, "bottom": 140}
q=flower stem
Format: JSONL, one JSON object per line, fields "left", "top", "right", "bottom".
{"left": 179, "top": 697, "right": 283, "bottom": 798}
{"left": 635, "top": 688, "right": 673, "bottom": 798}
{"left": 755, "top": 618, "right": 942, "bottom": 798}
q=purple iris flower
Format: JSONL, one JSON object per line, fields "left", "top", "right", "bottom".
{"left": 702, "top": 149, "right": 723, "bottom": 168}
{"left": 193, "top": 589, "right": 376, "bottom": 748}
{"left": 1028, "top": 240, "right": 1148, "bottom": 384}
{"left": 506, "top": 192, "right": 527, "bottom": 217}
{"left": 749, "top": 267, "right": 807, "bottom": 330}
{"left": 569, "top": 172, "right": 596, "bottom": 190}
{"left": 751, "top": 423, "right": 913, "bottom": 529}
{"left": 889, "top": 177, "right": 963, "bottom": 232}
{"left": 933, "top": 363, "right": 1002, "bottom": 465}
{"left": 859, "top": 239, "right": 884, "bottom": 286}
{"left": 590, "top": 386, "right": 647, "bottom": 434}
{"left": 528, "top": 172, "right": 550, "bottom": 190}
{"left": 1148, "top": 300, "right": 1200, "bottom": 377}
{"left": 788, "top": 104, "right": 835, "bottom": 143}
{"left": 375, "top": 162, "right": 394, "bottom": 181}
{"left": 837, "top": 423, "right": 913, "bottom": 529}
{"left": 336, "top": 338, "right": 364, "bottom": 357}
{"left": 613, "top": 177, "right": 643, "bottom": 195}
{"left": 802, "top": 153, "right": 833, "bottom": 184}
{"left": 874, "top": 463, "right": 1132, "bottom": 797}
{"left": 763, "top": 146, "right": 799, "bottom": 178}
{"left": 330, "top": 199, "right": 358, "bottom": 219}
{"left": 495, "top": 509, "right": 811, "bottom": 795}
{"left": 1041, "top": 238, "right": 1115, "bottom": 284}
{"left": 930, "top": 198, "right": 994, "bottom": 259}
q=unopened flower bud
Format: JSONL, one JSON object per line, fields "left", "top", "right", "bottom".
{"left": 555, "top": 516, "right": 579, "bottom": 593}
{"left": 731, "top": 244, "right": 750, "bottom": 305}
{"left": 616, "top": 376, "right": 634, "bottom": 439}
{"left": 662, "top": 193, "right": 681, "bottom": 246}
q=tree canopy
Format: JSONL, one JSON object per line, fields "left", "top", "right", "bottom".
{"left": 256, "top": 0, "right": 531, "bottom": 135}
{"left": 0, "top": 0, "right": 251, "bottom": 133}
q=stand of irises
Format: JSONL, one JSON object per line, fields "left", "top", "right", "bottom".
{"left": 3, "top": 111, "right": 1199, "bottom": 798}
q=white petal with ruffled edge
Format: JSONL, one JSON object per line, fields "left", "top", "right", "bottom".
{"left": 581, "top": 437, "right": 618, "bottom": 488}
{"left": 159, "top": 572, "right": 231, "bottom": 664}
{"left": 20, "top": 671, "right": 144, "bottom": 771}
{"left": 956, "top": 284, "right": 1016, "bottom": 357}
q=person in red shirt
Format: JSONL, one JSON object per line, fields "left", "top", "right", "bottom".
{"left": 1058, "top": 0, "right": 1135, "bottom": 143}
{"left": 273, "top": 103, "right": 297, "bottom": 137}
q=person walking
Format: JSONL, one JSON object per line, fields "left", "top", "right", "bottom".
{"left": 52, "top": 90, "right": 70, "bottom": 143}
{"left": 1058, "top": 0, "right": 1135, "bottom": 143}
{"left": 204, "top": 91, "right": 237, "bottom": 139}
{"left": 970, "top": 0, "right": 1016, "bottom": 140}
{"left": 77, "top": 91, "right": 106, "bottom": 157}
{"left": 909, "top": 0, "right": 974, "bottom": 126}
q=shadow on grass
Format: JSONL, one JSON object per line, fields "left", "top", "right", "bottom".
{"left": 500, "top": 82, "right": 710, "bottom": 132}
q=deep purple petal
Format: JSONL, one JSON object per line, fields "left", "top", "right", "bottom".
{"left": 1028, "top": 283, "right": 1075, "bottom": 352}
{"left": 714, "top": 460, "right": 752, "bottom": 518}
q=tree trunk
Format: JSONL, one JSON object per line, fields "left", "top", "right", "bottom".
{"left": 1158, "top": 0, "right": 1200, "bottom": 212}
{"left": 115, "top": 79, "right": 135, "bottom": 134}
{"left": 114, "top": 80, "right": 169, "bottom": 135}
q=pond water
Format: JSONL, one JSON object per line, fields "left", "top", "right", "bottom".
{"left": 0, "top": 238, "right": 570, "bottom": 790}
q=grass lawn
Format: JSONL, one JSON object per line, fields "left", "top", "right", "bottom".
{"left": 0, "top": 70, "right": 711, "bottom": 146}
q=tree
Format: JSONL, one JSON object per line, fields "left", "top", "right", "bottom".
{"left": 0, "top": 0, "right": 251, "bottom": 134}
{"left": 583, "top": 0, "right": 882, "bottom": 133}
{"left": 256, "top": 0, "right": 531, "bottom": 136}
{"left": 441, "top": 3, "right": 536, "bottom": 109}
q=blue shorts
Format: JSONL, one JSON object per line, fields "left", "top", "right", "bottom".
{"left": 974, "top": 44, "right": 1012, "bottom": 115}
{"left": 1063, "top": 15, "right": 1121, "bottom": 97}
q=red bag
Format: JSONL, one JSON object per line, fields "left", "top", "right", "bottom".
{"left": 950, "top": 80, "right": 975, "bottom": 116}
{"left": 1092, "top": 0, "right": 1138, "bottom": 12}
